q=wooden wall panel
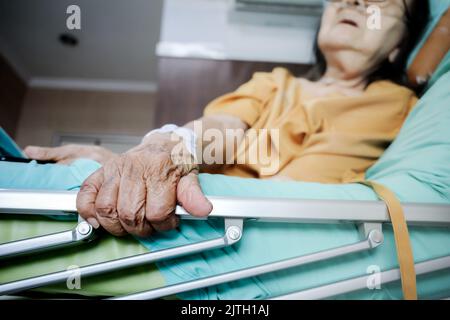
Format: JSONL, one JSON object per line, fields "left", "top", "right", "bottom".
{"left": 0, "top": 54, "right": 27, "bottom": 138}
{"left": 15, "top": 88, "right": 157, "bottom": 148}
{"left": 155, "top": 57, "right": 311, "bottom": 127}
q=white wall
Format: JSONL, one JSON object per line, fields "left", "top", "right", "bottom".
{"left": 158, "top": 0, "right": 321, "bottom": 63}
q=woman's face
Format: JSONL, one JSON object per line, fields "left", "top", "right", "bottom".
{"left": 318, "top": 0, "right": 410, "bottom": 77}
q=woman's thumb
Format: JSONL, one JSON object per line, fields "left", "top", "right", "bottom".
{"left": 177, "top": 172, "right": 212, "bottom": 217}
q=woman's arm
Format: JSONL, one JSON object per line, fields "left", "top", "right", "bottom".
{"left": 183, "top": 114, "right": 249, "bottom": 171}
{"left": 25, "top": 114, "right": 248, "bottom": 171}
{"left": 25, "top": 114, "right": 247, "bottom": 237}
{"left": 74, "top": 114, "right": 248, "bottom": 236}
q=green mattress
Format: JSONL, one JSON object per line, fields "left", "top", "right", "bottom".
{"left": 0, "top": 215, "right": 165, "bottom": 297}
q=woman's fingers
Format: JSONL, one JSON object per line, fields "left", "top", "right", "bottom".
{"left": 151, "top": 214, "right": 179, "bottom": 232}
{"left": 117, "top": 160, "right": 153, "bottom": 237}
{"left": 145, "top": 166, "right": 180, "bottom": 231}
{"left": 76, "top": 169, "right": 104, "bottom": 229}
{"left": 77, "top": 162, "right": 127, "bottom": 236}
{"left": 24, "top": 145, "right": 67, "bottom": 161}
{"left": 24, "top": 144, "right": 116, "bottom": 165}
{"left": 94, "top": 163, "right": 127, "bottom": 236}
{"left": 177, "top": 172, "right": 213, "bottom": 217}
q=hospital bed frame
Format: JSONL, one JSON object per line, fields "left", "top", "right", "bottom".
{"left": 0, "top": 189, "right": 449, "bottom": 300}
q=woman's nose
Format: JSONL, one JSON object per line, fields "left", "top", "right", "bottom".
{"left": 341, "top": 0, "right": 365, "bottom": 8}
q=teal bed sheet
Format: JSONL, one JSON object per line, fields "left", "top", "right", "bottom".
{"left": 0, "top": 159, "right": 449, "bottom": 299}
{"left": 143, "top": 174, "right": 450, "bottom": 300}
{"left": 0, "top": 160, "right": 450, "bottom": 299}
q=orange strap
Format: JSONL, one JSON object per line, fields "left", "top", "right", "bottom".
{"left": 358, "top": 180, "right": 417, "bottom": 300}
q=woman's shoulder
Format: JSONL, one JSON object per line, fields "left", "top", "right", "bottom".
{"left": 366, "top": 80, "right": 419, "bottom": 112}
{"left": 366, "top": 80, "right": 417, "bottom": 97}
{"left": 251, "top": 67, "right": 295, "bottom": 81}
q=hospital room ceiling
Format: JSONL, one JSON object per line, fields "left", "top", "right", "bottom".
{"left": 0, "top": 0, "right": 163, "bottom": 88}
{"left": 0, "top": 0, "right": 322, "bottom": 91}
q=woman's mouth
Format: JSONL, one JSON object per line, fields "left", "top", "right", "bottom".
{"left": 339, "top": 19, "right": 359, "bottom": 27}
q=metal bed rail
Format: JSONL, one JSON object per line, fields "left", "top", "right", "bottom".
{"left": 271, "top": 255, "right": 450, "bottom": 300}
{"left": 0, "top": 189, "right": 449, "bottom": 299}
{"left": 1, "top": 189, "right": 449, "bottom": 225}
{"left": 111, "top": 230, "right": 382, "bottom": 300}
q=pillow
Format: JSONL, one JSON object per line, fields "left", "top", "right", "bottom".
{"left": 365, "top": 70, "right": 450, "bottom": 203}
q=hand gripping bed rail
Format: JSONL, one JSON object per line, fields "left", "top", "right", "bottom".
{"left": 0, "top": 189, "right": 450, "bottom": 298}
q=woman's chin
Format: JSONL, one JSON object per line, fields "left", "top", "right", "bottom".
{"left": 321, "top": 39, "right": 358, "bottom": 51}
{"left": 321, "top": 30, "right": 362, "bottom": 50}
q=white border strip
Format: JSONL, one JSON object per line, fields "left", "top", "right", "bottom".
{"left": 156, "top": 42, "right": 227, "bottom": 60}
{"left": 28, "top": 77, "right": 158, "bottom": 93}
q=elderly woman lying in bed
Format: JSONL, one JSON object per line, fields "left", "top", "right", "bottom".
{"left": 24, "top": 0, "right": 429, "bottom": 237}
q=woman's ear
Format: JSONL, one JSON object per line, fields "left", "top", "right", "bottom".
{"left": 388, "top": 47, "right": 401, "bottom": 63}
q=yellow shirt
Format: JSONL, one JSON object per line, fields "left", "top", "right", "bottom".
{"left": 203, "top": 67, "right": 418, "bottom": 183}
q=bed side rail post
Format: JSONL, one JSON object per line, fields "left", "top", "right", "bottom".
{"left": 0, "top": 220, "right": 95, "bottom": 260}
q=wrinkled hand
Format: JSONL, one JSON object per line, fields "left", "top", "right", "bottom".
{"left": 76, "top": 133, "right": 213, "bottom": 237}
{"left": 24, "top": 144, "right": 117, "bottom": 165}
